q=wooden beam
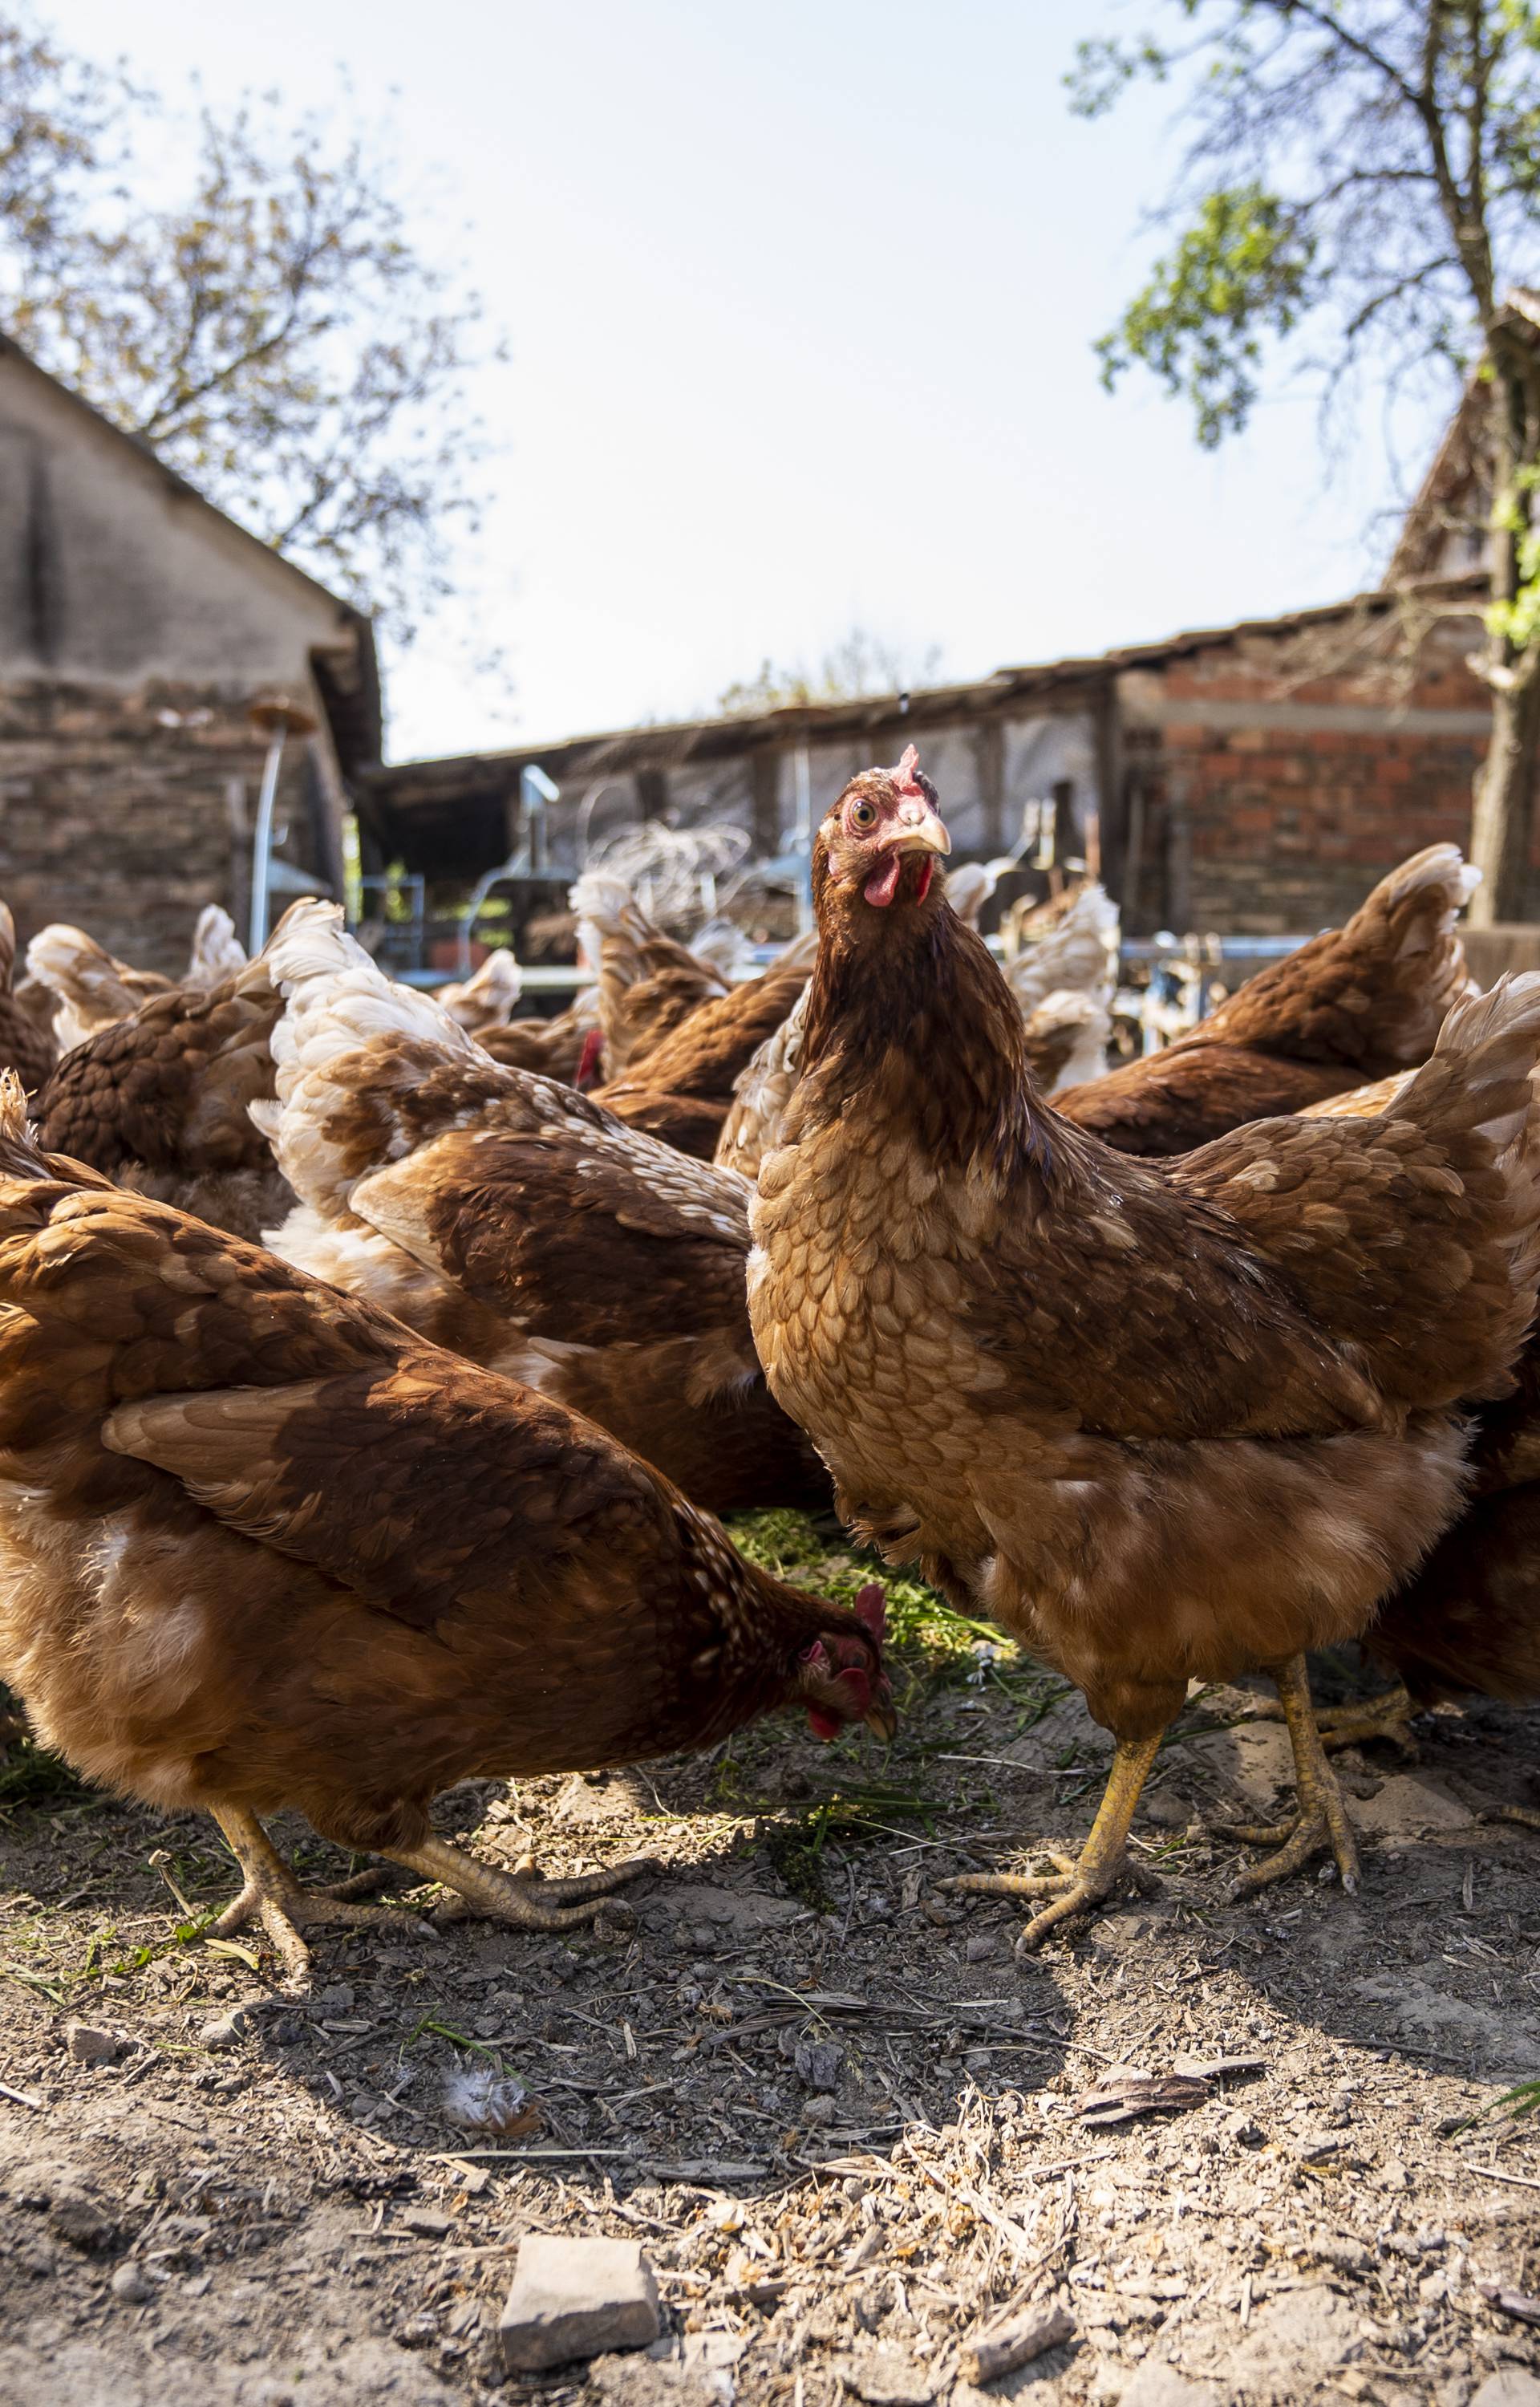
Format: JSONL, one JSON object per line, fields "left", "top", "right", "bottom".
{"left": 635, "top": 767, "right": 668, "bottom": 821}
{"left": 751, "top": 750, "right": 781, "bottom": 855}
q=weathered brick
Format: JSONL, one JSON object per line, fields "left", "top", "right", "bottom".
{"left": 0, "top": 678, "right": 326, "bottom": 972}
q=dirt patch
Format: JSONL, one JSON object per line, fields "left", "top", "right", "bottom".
{"left": 2, "top": 1512, "right": 1539, "bottom": 2406}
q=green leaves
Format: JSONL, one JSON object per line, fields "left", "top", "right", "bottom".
{"left": 1096, "top": 185, "right": 1317, "bottom": 446}
{"left": 1064, "top": 34, "right": 1173, "bottom": 120}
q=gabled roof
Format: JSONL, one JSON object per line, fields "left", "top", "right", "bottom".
{"left": 1387, "top": 287, "right": 1540, "bottom": 586}
{"left": 0, "top": 335, "right": 383, "bottom": 772}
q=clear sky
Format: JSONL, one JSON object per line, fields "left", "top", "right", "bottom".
{"left": 61, "top": 0, "right": 1450, "bottom": 764}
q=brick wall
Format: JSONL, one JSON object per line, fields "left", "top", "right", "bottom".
{"left": 1116, "top": 607, "right": 1505, "bottom": 935}
{"left": 0, "top": 680, "right": 333, "bottom": 974}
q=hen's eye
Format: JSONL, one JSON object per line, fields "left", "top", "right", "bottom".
{"left": 849, "top": 799, "right": 878, "bottom": 831}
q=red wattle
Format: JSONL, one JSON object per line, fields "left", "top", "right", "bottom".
{"left": 863, "top": 854, "right": 903, "bottom": 907}
{"left": 914, "top": 858, "right": 935, "bottom": 903}
{"left": 575, "top": 1028, "right": 605, "bottom": 1089}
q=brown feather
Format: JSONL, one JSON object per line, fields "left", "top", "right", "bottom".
{"left": 749, "top": 772, "right": 1540, "bottom": 1749}
{"left": 0, "top": 1139, "right": 882, "bottom": 1864}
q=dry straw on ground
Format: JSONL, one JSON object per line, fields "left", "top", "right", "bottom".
{"left": 2, "top": 1509, "right": 1538, "bottom": 2405}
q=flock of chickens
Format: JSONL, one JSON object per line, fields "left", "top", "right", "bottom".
{"left": 0, "top": 745, "right": 1537, "bottom": 1982}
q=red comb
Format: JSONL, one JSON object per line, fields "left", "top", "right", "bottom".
{"left": 886, "top": 745, "right": 922, "bottom": 796}
{"left": 854, "top": 1582, "right": 886, "bottom": 1640}
{"left": 574, "top": 1027, "right": 605, "bottom": 1090}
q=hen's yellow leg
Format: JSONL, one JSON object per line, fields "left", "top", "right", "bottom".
{"left": 942, "top": 1731, "right": 1165, "bottom": 1952}
{"left": 386, "top": 1831, "right": 654, "bottom": 1929}
{"left": 1247, "top": 1678, "right": 1417, "bottom": 1760}
{"left": 1223, "top": 1655, "right": 1361, "bottom": 1897}
{"left": 211, "top": 1807, "right": 428, "bottom": 1990}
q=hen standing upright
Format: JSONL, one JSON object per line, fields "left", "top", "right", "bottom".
{"left": 748, "top": 748, "right": 1540, "bottom": 1948}
{"left": 0, "top": 1083, "right": 892, "bottom": 1983}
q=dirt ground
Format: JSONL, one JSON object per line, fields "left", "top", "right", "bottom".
{"left": 3, "top": 1510, "right": 1540, "bottom": 2407}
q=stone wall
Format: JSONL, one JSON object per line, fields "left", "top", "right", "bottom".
{"left": 1115, "top": 607, "right": 1499, "bottom": 935}
{"left": 0, "top": 680, "right": 337, "bottom": 975}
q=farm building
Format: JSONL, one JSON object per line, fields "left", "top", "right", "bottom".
{"left": 0, "top": 335, "right": 1516, "bottom": 958}
{"left": 361, "top": 339, "right": 1521, "bottom": 944}
{"left": 361, "top": 576, "right": 1494, "bottom": 940}
{"left": 0, "top": 339, "right": 379, "bottom": 972}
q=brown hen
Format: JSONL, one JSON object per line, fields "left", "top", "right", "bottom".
{"left": 0, "top": 1085, "right": 891, "bottom": 1984}
{"left": 1054, "top": 845, "right": 1477, "bottom": 1154}
{"left": 593, "top": 959, "right": 811, "bottom": 1160}
{"left": 26, "top": 921, "right": 176, "bottom": 1053}
{"left": 34, "top": 940, "right": 292, "bottom": 1240}
{"left": 570, "top": 870, "right": 735, "bottom": 1083}
{"left": 0, "top": 902, "right": 58, "bottom": 1094}
{"left": 258, "top": 904, "right": 829, "bottom": 1514}
{"left": 748, "top": 747, "right": 1540, "bottom": 1948}
{"left": 1219, "top": 1069, "right": 1540, "bottom": 1767}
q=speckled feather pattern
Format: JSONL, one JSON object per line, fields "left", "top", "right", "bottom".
{"left": 748, "top": 786, "right": 1540, "bottom": 1743}
{"left": 33, "top": 954, "right": 290, "bottom": 1239}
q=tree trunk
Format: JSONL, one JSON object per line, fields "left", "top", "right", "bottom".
{"left": 1468, "top": 676, "right": 1540, "bottom": 924}
{"left": 1466, "top": 329, "right": 1540, "bottom": 928}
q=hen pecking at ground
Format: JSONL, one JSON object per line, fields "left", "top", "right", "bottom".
{"left": 0, "top": 1078, "right": 892, "bottom": 1986}
{"left": 748, "top": 747, "right": 1540, "bottom": 1950}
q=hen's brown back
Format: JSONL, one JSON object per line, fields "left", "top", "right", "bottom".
{"left": 0, "top": 1152, "right": 863, "bottom": 1844}
{"left": 37, "top": 961, "right": 281, "bottom": 1177}
{"left": 1056, "top": 844, "right": 1477, "bottom": 1155}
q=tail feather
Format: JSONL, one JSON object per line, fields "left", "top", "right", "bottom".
{"left": 0, "top": 1067, "right": 51, "bottom": 1187}
{"left": 439, "top": 948, "right": 523, "bottom": 1029}
{"left": 1198, "top": 843, "right": 1477, "bottom": 1071}
{"left": 1399, "top": 972, "right": 1540, "bottom": 1165}
{"left": 942, "top": 861, "right": 999, "bottom": 932}
{"left": 1392, "top": 971, "right": 1540, "bottom": 1386}
{"left": 1003, "top": 883, "right": 1119, "bottom": 1022}
{"left": 25, "top": 923, "right": 171, "bottom": 1051}
{"left": 569, "top": 871, "right": 731, "bottom": 1077}
{"left": 263, "top": 899, "right": 482, "bottom": 1216}
{"left": 186, "top": 905, "right": 249, "bottom": 989}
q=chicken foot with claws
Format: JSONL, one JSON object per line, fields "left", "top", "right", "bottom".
{"left": 389, "top": 1831, "right": 655, "bottom": 1928}
{"left": 942, "top": 1730, "right": 1165, "bottom": 1952}
{"left": 213, "top": 1811, "right": 655, "bottom": 1988}
{"left": 213, "top": 1807, "right": 435, "bottom": 1989}
{"left": 1218, "top": 1654, "right": 1362, "bottom": 1897}
{"left": 1246, "top": 1676, "right": 1418, "bottom": 1761}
